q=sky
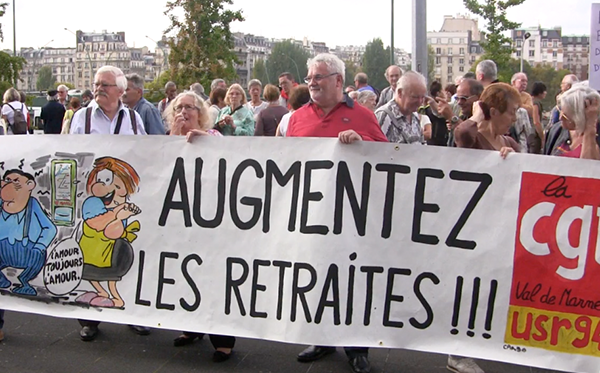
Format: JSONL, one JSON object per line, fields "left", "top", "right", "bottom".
{"left": 0, "top": 0, "right": 593, "bottom": 53}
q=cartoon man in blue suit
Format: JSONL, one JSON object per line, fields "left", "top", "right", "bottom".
{"left": 0, "top": 169, "right": 57, "bottom": 295}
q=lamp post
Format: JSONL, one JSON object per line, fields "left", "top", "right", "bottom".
{"left": 412, "top": 0, "right": 427, "bottom": 81}
{"left": 520, "top": 32, "right": 531, "bottom": 73}
{"left": 12, "top": 0, "right": 17, "bottom": 86}
{"left": 65, "top": 28, "right": 93, "bottom": 89}
{"left": 390, "top": 0, "right": 394, "bottom": 65}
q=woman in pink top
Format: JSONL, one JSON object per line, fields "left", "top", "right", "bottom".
{"left": 455, "top": 83, "right": 521, "bottom": 158}
{"left": 164, "top": 91, "right": 231, "bottom": 362}
{"left": 554, "top": 84, "right": 600, "bottom": 160}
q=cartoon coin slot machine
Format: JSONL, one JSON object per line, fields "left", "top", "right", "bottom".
{"left": 50, "top": 159, "right": 77, "bottom": 226}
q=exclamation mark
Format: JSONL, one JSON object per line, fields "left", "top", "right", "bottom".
{"left": 483, "top": 280, "right": 498, "bottom": 339}
{"left": 467, "top": 277, "right": 481, "bottom": 337}
{"left": 450, "top": 276, "right": 463, "bottom": 335}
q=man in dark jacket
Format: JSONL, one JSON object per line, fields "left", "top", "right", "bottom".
{"left": 40, "top": 90, "right": 66, "bottom": 134}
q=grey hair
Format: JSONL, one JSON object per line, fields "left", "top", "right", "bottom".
{"left": 561, "top": 83, "right": 600, "bottom": 131}
{"left": 476, "top": 60, "right": 497, "bottom": 82}
{"left": 47, "top": 92, "right": 59, "bottom": 101}
{"left": 190, "top": 82, "right": 205, "bottom": 95}
{"left": 3, "top": 87, "right": 20, "bottom": 103}
{"left": 398, "top": 70, "right": 427, "bottom": 92}
{"left": 385, "top": 65, "right": 403, "bottom": 78}
{"left": 96, "top": 65, "right": 127, "bottom": 91}
{"left": 163, "top": 91, "right": 211, "bottom": 131}
{"left": 510, "top": 72, "right": 527, "bottom": 85}
{"left": 354, "top": 72, "right": 368, "bottom": 84}
{"left": 247, "top": 79, "right": 262, "bottom": 90}
{"left": 126, "top": 73, "right": 145, "bottom": 91}
{"left": 307, "top": 53, "right": 346, "bottom": 84}
{"left": 563, "top": 74, "right": 579, "bottom": 86}
{"left": 165, "top": 81, "right": 177, "bottom": 90}
{"left": 357, "top": 90, "right": 377, "bottom": 105}
{"left": 211, "top": 79, "right": 225, "bottom": 90}
{"left": 57, "top": 84, "right": 69, "bottom": 92}
{"left": 348, "top": 91, "right": 359, "bottom": 100}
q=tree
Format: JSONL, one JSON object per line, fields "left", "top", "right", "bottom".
{"left": 427, "top": 45, "right": 436, "bottom": 84}
{"left": 463, "top": 0, "right": 525, "bottom": 67}
{"left": 362, "top": 38, "right": 389, "bottom": 91}
{"left": 37, "top": 66, "right": 56, "bottom": 91}
{"left": 144, "top": 70, "right": 172, "bottom": 103}
{"left": 0, "top": 3, "right": 24, "bottom": 90}
{"left": 165, "top": 0, "right": 244, "bottom": 90}
{"left": 344, "top": 59, "right": 361, "bottom": 88}
{"left": 266, "top": 40, "right": 310, "bottom": 85}
{"left": 251, "top": 58, "right": 269, "bottom": 84}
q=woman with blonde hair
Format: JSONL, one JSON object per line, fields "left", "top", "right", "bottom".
{"left": 164, "top": 91, "right": 220, "bottom": 137}
{"left": 1, "top": 87, "right": 27, "bottom": 135}
{"left": 215, "top": 83, "right": 255, "bottom": 136}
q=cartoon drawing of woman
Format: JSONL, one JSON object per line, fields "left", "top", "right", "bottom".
{"left": 75, "top": 157, "right": 141, "bottom": 308}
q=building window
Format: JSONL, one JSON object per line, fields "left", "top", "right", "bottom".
{"left": 529, "top": 40, "right": 535, "bottom": 48}
{"left": 448, "top": 66, "right": 453, "bottom": 73}
{"left": 516, "top": 39, "right": 522, "bottom": 48}
{"left": 529, "top": 50, "right": 535, "bottom": 57}
{"left": 459, "top": 47, "right": 465, "bottom": 55}
{"left": 436, "top": 47, "right": 441, "bottom": 55}
{"left": 552, "top": 51, "right": 557, "bottom": 58}
{"left": 542, "top": 40, "right": 547, "bottom": 47}
{"left": 459, "top": 58, "right": 464, "bottom": 65}
{"left": 459, "top": 66, "right": 464, "bottom": 72}
{"left": 448, "top": 57, "right": 453, "bottom": 63}
{"left": 448, "top": 75, "right": 453, "bottom": 83}
{"left": 516, "top": 51, "right": 521, "bottom": 57}
{"left": 553, "top": 40, "right": 558, "bottom": 47}
{"left": 435, "top": 56, "right": 441, "bottom": 65}
{"left": 448, "top": 48, "right": 453, "bottom": 55}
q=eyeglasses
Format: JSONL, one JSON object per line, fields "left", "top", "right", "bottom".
{"left": 456, "top": 95, "right": 477, "bottom": 102}
{"left": 174, "top": 104, "right": 199, "bottom": 113}
{"left": 558, "top": 108, "right": 571, "bottom": 123}
{"left": 93, "top": 82, "right": 118, "bottom": 89}
{"left": 303, "top": 73, "right": 338, "bottom": 84}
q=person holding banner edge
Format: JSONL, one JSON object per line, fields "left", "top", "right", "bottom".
{"left": 168, "top": 91, "right": 235, "bottom": 363}
{"left": 287, "top": 53, "right": 387, "bottom": 373}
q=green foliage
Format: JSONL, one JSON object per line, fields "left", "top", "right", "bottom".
{"left": 54, "top": 82, "right": 75, "bottom": 90}
{"left": 265, "top": 40, "right": 310, "bottom": 84}
{"left": 362, "top": 38, "right": 389, "bottom": 91}
{"left": 36, "top": 66, "right": 55, "bottom": 91}
{"left": 251, "top": 58, "right": 269, "bottom": 84}
{"left": 165, "top": 0, "right": 244, "bottom": 90}
{"left": 344, "top": 59, "right": 361, "bottom": 88}
{"left": 427, "top": 45, "right": 436, "bottom": 84}
{"left": 0, "top": 3, "right": 7, "bottom": 42}
{"left": 144, "top": 70, "right": 172, "bottom": 104}
{"left": 528, "top": 64, "right": 571, "bottom": 110}
{"left": 463, "top": 0, "right": 525, "bottom": 67}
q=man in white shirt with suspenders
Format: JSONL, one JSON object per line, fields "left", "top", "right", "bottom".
{"left": 69, "top": 66, "right": 148, "bottom": 341}
{"left": 70, "top": 66, "right": 146, "bottom": 135}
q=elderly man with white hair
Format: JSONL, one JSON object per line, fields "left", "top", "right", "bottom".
{"left": 475, "top": 60, "right": 498, "bottom": 88}
{"left": 123, "top": 73, "right": 166, "bottom": 135}
{"left": 548, "top": 74, "right": 580, "bottom": 126}
{"left": 376, "top": 65, "right": 403, "bottom": 109}
{"left": 375, "top": 70, "right": 428, "bottom": 144}
{"left": 510, "top": 72, "right": 534, "bottom": 118}
{"left": 357, "top": 90, "right": 377, "bottom": 111}
{"left": 70, "top": 66, "right": 146, "bottom": 135}
{"left": 545, "top": 83, "right": 600, "bottom": 159}
{"left": 69, "top": 65, "right": 147, "bottom": 341}
{"left": 288, "top": 53, "right": 387, "bottom": 373}
{"left": 57, "top": 84, "right": 69, "bottom": 108}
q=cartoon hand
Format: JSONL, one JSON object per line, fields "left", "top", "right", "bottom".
{"left": 116, "top": 203, "right": 141, "bottom": 220}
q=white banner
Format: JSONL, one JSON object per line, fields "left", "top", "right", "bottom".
{"left": 2, "top": 136, "right": 600, "bottom": 373}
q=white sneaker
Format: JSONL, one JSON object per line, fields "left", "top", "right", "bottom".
{"left": 447, "top": 355, "right": 485, "bottom": 373}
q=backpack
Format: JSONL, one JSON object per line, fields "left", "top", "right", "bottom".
{"left": 6, "top": 103, "right": 28, "bottom": 134}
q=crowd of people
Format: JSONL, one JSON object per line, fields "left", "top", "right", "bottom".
{"left": 0, "top": 53, "right": 599, "bottom": 373}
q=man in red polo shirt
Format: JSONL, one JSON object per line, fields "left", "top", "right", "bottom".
{"left": 288, "top": 53, "right": 386, "bottom": 373}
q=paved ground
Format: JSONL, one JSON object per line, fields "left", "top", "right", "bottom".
{"left": 0, "top": 310, "right": 564, "bottom": 373}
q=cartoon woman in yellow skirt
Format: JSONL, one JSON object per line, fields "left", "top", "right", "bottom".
{"left": 75, "top": 157, "right": 141, "bottom": 308}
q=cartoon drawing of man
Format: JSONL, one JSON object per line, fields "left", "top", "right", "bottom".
{"left": 75, "top": 157, "right": 141, "bottom": 308}
{"left": 0, "top": 169, "right": 57, "bottom": 295}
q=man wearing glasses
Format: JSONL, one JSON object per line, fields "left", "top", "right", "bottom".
{"left": 287, "top": 53, "right": 386, "bottom": 373}
{"left": 70, "top": 66, "right": 146, "bottom": 135}
{"left": 436, "top": 78, "right": 483, "bottom": 147}
{"left": 69, "top": 66, "right": 147, "bottom": 341}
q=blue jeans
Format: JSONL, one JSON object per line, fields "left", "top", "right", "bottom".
{"left": 0, "top": 238, "right": 45, "bottom": 295}
{"left": 0, "top": 309, "right": 4, "bottom": 329}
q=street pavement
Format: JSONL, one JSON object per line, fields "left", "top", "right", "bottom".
{"left": 1, "top": 310, "right": 564, "bottom": 373}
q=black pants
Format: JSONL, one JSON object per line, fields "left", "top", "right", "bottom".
{"left": 183, "top": 331, "right": 235, "bottom": 349}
